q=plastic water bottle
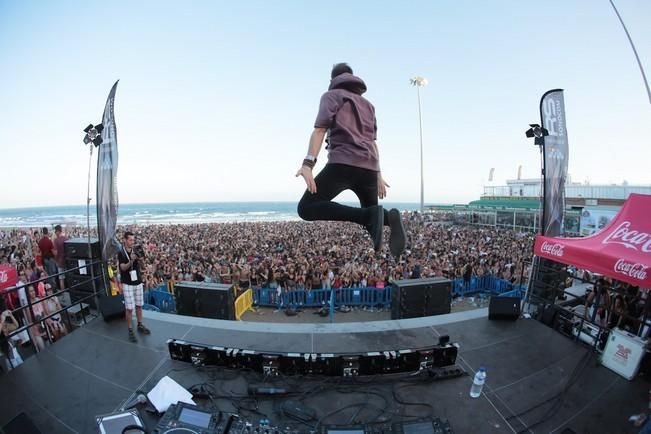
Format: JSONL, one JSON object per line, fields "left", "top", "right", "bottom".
{"left": 469, "top": 367, "right": 486, "bottom": 398}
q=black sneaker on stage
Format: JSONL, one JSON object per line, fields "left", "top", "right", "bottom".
{"left": 388, "top": 208, "right": 406, "bottom": 258}
{"left": 137, "top": 323, "right": 151, "bottom": 335}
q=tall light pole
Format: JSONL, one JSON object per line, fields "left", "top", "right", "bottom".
{"left": 410, "top": 76, "right": 428, "bottom": 213}
{"left": 608, "top": 0, "right": 651, "bottom": 105}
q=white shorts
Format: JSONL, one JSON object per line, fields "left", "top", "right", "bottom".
{"left": 123, "top": 283, "right": 144, "bottom": 310}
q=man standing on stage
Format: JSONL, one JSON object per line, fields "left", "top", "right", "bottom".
{"left": 296, "top": 62, "right": 406, "bottom": 257}
{"left": 118, "top": 231, "right": 150, "bottom": 342}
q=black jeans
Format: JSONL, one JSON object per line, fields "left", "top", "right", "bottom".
{"left": 297, "top": 163, "right": 389, "bottom": 226}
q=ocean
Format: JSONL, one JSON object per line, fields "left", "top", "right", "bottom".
{"left": 0, "top": 202, "right": 422, "bottom": 228}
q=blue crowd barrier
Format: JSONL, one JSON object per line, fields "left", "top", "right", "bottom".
{"left": 451, "top": 275, "right": 524, "bottom": 298}
{"left": 139, "top": 276, "right": 527, "bottom": 315}
{"left": 153, "top": 276, "right": 525, "bottom": 314}
{"left": 143, "top": 303, "right": 160, "bottom": 312}
{"left": 253, "top": 287, "right": 392, "bottom": 308}
{"left": 145, "top": 288, "right": 177, "bottom": 313}
{"left": 499, "top": 286, "right": 526, "bottom": 299}
{"left": 251, "top": 276, "right": 525, "bottom": 309}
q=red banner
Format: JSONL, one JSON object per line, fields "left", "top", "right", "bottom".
{"left": 0, "top": 265, "right": 18, "bottom": 310}
{"left": 534, "top": 194, "right": 651, "bottom": 288}
{"left": 0, "top": 265, "right": 17, "bottom": 291}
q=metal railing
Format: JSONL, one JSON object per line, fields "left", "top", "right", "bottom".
{"left": 1, "top": 259, "right": 107, "bottom": 369}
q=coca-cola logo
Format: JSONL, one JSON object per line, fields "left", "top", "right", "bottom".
{"left": 0, "top": 270, "right": 8, "bottom": 284}
{"left": 603, "top": 221, "right": 651, "bottom": 253}
{"left": 614, "top": 259, "right": 649, "bottom": 281}
{"left": 541, "top": 241, "right": 565, "bottom": 257}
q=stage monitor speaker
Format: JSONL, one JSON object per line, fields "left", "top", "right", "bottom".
{"left": 488, "top": 296, "right": 520, "bottom": 321}
{"left": 64, "top": 237, "right": 100, "bottom": 259}
{"left": 391, "top": 277, "right": 452, "bottom": 320}
{"left": 174, "top": 281, "right": 235, "bottom": 320}
{"left": 99, "top": 294, "right": 125, "bottom": 322}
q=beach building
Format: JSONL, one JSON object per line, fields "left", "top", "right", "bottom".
{"left": 431, "top": 178, "right": 651, "bottom": 236}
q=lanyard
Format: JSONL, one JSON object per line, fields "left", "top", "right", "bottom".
{"left": 123, "top": 245, "right": 133, "bottom": 271}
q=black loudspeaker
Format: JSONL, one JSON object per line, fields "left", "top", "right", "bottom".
{"left": 540, "top": 303, "right": 558, "bottom": 327}
{"left": 529, "top": 257, "right": 567, "bottom": 304}
{"left": 64, "top": 237, "right": 100, "bottom": 259}
{"left": 65, "top": 258, "right": 104, "bottom": 279}
{"left": 99, "top": 295, "right": 125, "bottom": 321}
{"left": 65, "top": 272, "right": 95, "bottom": 292}
{"left": 174, "top": 281, "right": 235, "bottom": 320}
{"left": 391, "top": 278, "right": 452, "bottom": 320}
{"left": 64, "top": 237, "right": 106, "bottom": 297}
{"left": 488, "top": 296, "right": 520, "bottom": 320}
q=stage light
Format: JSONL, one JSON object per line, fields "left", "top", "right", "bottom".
{"left": 83, "top": 123, "right": 104, "bottom": 147}
{"left": 525, "top": 123, "right": 549, "bottom": 146}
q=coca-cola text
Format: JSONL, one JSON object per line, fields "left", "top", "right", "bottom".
{"left": 614, "top": 259, "right": 649, "bottom": 281}
{"left": 603, "top": 221, "right": 651, "bottom": 253}
{"left": 541, "top": 241, "right": 565, "bottom": 257}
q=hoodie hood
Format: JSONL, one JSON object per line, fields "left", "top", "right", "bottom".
{"left": 328, "top": 73, "right": 367, "bottom": 95}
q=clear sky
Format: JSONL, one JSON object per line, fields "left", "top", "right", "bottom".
{"left": 1, "top": 0, "right": 650, "bottom": 209}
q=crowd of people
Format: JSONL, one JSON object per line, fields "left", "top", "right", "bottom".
{"left": 1, "top": 211, "right": 534, "bottom": 295}
{"left": 4, "top": 211, "right": 651, "bottom": 366}
{"left": 0, "top": 226, "right": 71, "bottom": 365}
{"left": 0, "top": 212, "right": 533, "bottom": 363}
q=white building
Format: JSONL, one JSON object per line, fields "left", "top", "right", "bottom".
{"left": 433, "top": 180, "right": 651, "bottom": 236}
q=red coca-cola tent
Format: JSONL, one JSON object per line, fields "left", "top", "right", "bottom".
{"left": 534, "top": 193, "right": 651, "bottom": 288}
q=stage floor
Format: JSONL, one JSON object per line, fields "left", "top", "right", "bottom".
{"left": 0, "top": 311, "right": 647, "bottom": 433}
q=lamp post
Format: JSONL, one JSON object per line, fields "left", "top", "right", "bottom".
{"left": 410, "top": 76, "right": 428, "bottom": 213}
{"left": 609, "top": 0, "right": 651, "bottom": 105}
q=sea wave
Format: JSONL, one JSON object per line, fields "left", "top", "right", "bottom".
{"left": 0, "top": 201, "right": 419, "bottom": 228}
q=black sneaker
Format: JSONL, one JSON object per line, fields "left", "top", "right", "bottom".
{"left": 388, "top": 208, "right": 406, "bottom": 258}
{"left": 137, "top": 323, "right": 151, "bottom": 335}
{"left": 128, "top": 329, "right": 137, "bottom": 342}
{"left": 365, "top": 205, "right": 384, "bottom": 252}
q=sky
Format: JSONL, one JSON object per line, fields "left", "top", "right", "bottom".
{"left": 1, "top": 0, "right": 650, "bottom": 209}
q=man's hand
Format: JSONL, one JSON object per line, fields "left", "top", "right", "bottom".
{"left": 296, "top": 165, "right": 317, "bottom": 194}
{"left": 378, "top": 172, "right": 390, "bottom": 199}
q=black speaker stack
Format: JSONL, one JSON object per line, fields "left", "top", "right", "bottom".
{"left": 64, "top": 237, "right": 105, "bottom": 308}
{"left": 391, "top": 277, "right": 452, "bottom": 319}
{"left": 174, "top": 281, "right": 235, "bottom": 320}
{"left": 529, "top": 257, "right": 568, "bottom": 305}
